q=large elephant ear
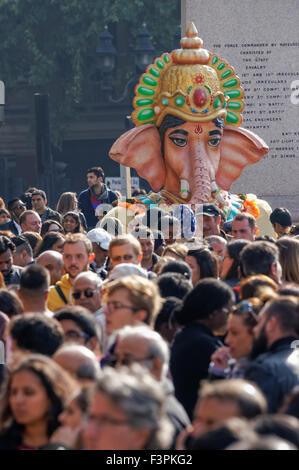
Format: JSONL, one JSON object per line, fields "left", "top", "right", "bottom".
{"left": 215, "top": 126, "right": 269, "bottom": 190}
{"left": 109, "top": 124, "right": 166, "bottom": 191}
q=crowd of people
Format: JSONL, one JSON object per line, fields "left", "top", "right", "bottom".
{"left": 0, "top": 165, "right": 298, "bottom": 451}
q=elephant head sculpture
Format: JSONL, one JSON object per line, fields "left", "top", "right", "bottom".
{"left": 109, "top": 22, "right": 269, "bottom": 206}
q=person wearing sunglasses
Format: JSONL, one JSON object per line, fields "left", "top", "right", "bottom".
{"left": 72, "top": 272, "right": 105, "bottom": 348}
{"left": 209, "top": 299, "right": 263, "bottom": 379}
{"left": 0, "top": 198, "right": 26, "bottom": 235}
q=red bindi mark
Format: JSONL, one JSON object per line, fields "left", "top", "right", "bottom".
{"left": 194, "top": 125, "right": 202, "bottom": 135}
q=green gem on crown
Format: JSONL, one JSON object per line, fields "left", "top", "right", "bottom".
{"left": 175, "top": 96, "right": 185, "bottom": 107}
{"left": 142, "top": 76, "right": 157, "bottom": 87}
{"left": 226, "top": 111, "right": 239, "bottom": 124}
{"left": 156, "top": 60, "right": 164, "bottom": 69}
{"left": 138, "top": 108, "right": 155, "bottom": 121}
{"left": 161, "top": 98, "right": 168, "bottom": 106}
{"left": 137, "top": 86, "right": 155, "bottom": 96}
{"left": 149, "top": 67, "right": 160, "bottom": 78}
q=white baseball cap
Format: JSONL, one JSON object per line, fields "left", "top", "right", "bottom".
{"left": 86, "top": 228, "right": 112, "bottom": 250}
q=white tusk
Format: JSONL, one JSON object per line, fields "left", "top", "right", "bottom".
{"left": 180, "top": 179, "right": 190, "bottom": 199}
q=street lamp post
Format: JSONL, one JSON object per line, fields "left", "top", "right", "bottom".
{"left": 134, "top": 23, "right": 156, "bottom": 73}
{"left": 96, "top": 23, "right": 155, "bottom": 104}
{"left": 95, "top": 26, "right": 117, "bottom": 94}
{"left": 95, "top": 24, "right": 156, "bottom": 198}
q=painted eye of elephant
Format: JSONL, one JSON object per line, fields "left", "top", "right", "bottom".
{"left": 169, "top": 136, "right": 187, "bottom": 147}
{"left": 208, "top": 137, "right": 221, "bottom": 147}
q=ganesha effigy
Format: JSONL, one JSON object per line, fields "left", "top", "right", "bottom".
{"left": 109, "top": 22, "right": 272, "bottom": 228}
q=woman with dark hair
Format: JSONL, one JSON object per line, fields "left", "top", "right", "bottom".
{"left": 209, "top": 299, "right": 262, "bottom": 379}
{"left": 185, "top": 247, "right": 218, "bottom": 286}
{"left": 56, "top": 192, "right": 87, "bottom": 231}
{"left": 170, "top": 278, "right": 235, "bottom": 419}
{"left": 40, "top": 220, "right": 63, "bottom": 238}
{"left": 48, "top": 388, "right": 91, "bottom": 449}
{"left": 220, "top": 239, "right": 250, "bottom": 287}
{"left": 62, "top": 212, "right": 84, "bottom": 235}
{"left": 57, "top": 388, "right": 90, "bottom": 429}
{"left": 35, "top": 232, "right": 65, "bottom": 257}
{"left": 0, "top": 354, "right": 78, "bottom": 449}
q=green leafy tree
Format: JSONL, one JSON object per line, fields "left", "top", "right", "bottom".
{"left": 0, "top": 0, "right": 180, "bottom": 145}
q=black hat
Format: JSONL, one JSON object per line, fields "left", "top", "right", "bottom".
{"left": 269, "top": 208, "right": 292, "bottom": 227}
{"left": 196, "top": 204, "right": 221, "bottom": 217}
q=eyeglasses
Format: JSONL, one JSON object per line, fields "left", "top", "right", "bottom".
{"left": 72, "top": 288, "right": 99, "bottom": 300}
{"left": 88, "top": 414, "right": 128, "bottom": 428}
{"left": 64, "top": 330, "right": 90, "bottom": 341}
{"left": 107, "top": 353, "right": 154, "bottom": 367}
{"left": 103, "top": 301, "right": 138, "bottom": 314}
{"left": 50, "top": 228, "right": 63, "bottom": 233}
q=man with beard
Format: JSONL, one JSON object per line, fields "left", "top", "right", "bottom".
{"left": 47, "top": 233, "right": 95, "bottom": 312}
{"left": 245, "top": 296, "right": 299, "bottom": 413}
{"left": 78, "top": 167, "right": 119, "bottom": 231}
{"left": 0, "top": 235, "right": 23, "bottom": 286}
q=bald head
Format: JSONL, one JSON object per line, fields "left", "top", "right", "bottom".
{"left": 37, "top": 250, "right": 64, "bottom": 285}
{"left": 115, "top": 325, "right": 169, "bottom": 381}
{"left": 53, "top": 344, "right": 101, "bottom": 384}
{"left": 73, "top": 271, "right": 102, "bottom": 313}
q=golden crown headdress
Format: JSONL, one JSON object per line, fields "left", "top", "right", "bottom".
{"left": 132, "top": 22, "right": 244, "bottom": 128}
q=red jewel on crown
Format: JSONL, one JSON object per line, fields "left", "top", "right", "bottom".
{"left": 193, "top": 88, "right": 208, "bottom": 108}
{"left": 195, "top": 75, "right": 203, "bottom": 83}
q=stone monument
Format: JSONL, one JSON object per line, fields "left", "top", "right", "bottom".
{"left": 183, "top": 0, "right": 299, "bottom": 220}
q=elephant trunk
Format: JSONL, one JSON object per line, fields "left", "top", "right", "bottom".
{"left": 188, "top": 142, "right": 212, "bottom": 204}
